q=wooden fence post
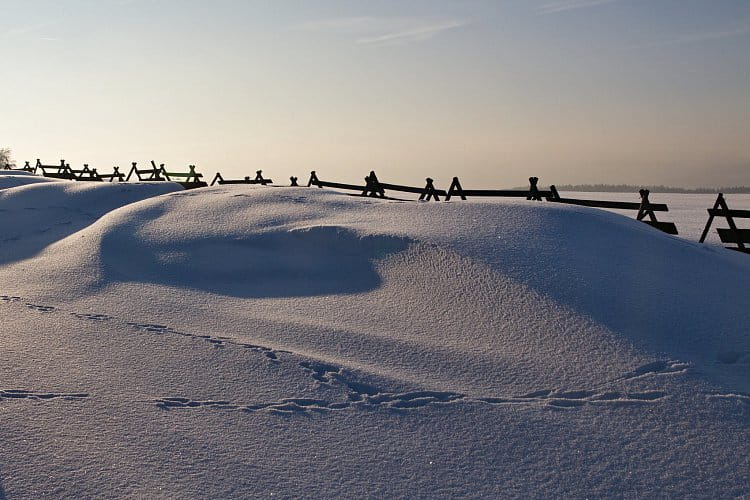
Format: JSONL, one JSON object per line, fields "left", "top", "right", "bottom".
{"left": 308, "top": 171, "right": 321, "bottom": 187}
{"left": 362, "top": 171, "right": 386, "bottom": 198}
{"left": 636, "top": 189, "right": 656, "bottom": 222}
{"left": 527, "top": 177, "right": 543, "bottom": 201}
{"left": 699, "top": 194, "right": 721, "bottom": 243}
{"left": 445, "top": 177, "right": 466, "bottom": 201}
{"left": 418, "top": 178, "right": 441, "bottom": 201}
{"left": 125, "top": 162, "right": 138, "bottom": 181}
{"left": 700, "top": 193, "right": 746, "bottom": 250}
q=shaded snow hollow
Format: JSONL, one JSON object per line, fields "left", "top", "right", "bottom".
{"left": 0, "top": 179, "right": 748, "bottom": 498}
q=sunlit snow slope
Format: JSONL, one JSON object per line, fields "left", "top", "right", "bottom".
{"left": 0, "top": 180, "right": 748, "bottom": 498}
{"left": 0, "top": 169, "right": 60, "bottom": 189}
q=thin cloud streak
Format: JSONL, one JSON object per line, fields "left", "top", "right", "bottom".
{"left": 538, "top": 0, "right": 618, "bottom": 15}
{"left": 357, "top": 21, "right": 468, "bottom": 47}
{"left": 294, "top": 16, "right": 469, "bottom": 47}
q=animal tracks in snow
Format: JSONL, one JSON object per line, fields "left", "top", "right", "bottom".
{"left": 0, "top": 389, "right": 89, "bottom": 402}
{"left": 155, "top": 397, "right": 240, "bottom": 410}
{"left": 622, "top": 360, "right": 689, "bottom": 380}
{"left": 155, "top": 359, "right": 670, "bottom": 416}
{"left": 589, "top": 359, "right": 691, "bottom": 392}
{"left": 245, "top": 344, "right": 288, "bottom": 362}
{"left": 480, "top": 389, "right": 667, "bottom": 409}
{"left": 0, "top": 296, "right": 57, "bottom": 314}
{"left": 706, "top": 392, "right": 750, "bottom": 407}
{"left": 71, "top": 312, "right": 112, "bottom": 322}
{"left": 2, "top": 292, "right": 285, "bottom": 361}
{"left": 124, "top": 321, "right": 286, "bottom": 356}
{"left": 126, "top": 322, "right": 181, "bottom": 335}
{"left": 0, "top": 292, "right": 702, "bottom": 415}
{"left": 25, "top": 303, "right": 56, "bottom": 313}
{"left": 154, "top": 392, "right": 466, "bottom": 415}
{"left": 156, "top": 361, "right": 466, "bottom": 415}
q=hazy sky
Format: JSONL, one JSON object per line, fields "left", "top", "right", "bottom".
{"left": 1, "top": 0, "right": 748, "bottom": 187}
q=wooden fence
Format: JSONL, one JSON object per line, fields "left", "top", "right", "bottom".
{"left": 699, "top": 193, "right": 750, "bottom": 253}
{"left": 7, "top": 160, "right": 750, "bottom": 249}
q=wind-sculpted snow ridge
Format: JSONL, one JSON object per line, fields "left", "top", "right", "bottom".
{"left": 0, "top": 185, "right": 748, "bottom": 498}
{"left": 0, "top": 291, "right": 689, "bottom": 415}
{"left": 0, "top": 180, "right": 183, "bottom": 269}
{"left": 0, "top": 171, "right": 60, "bottom": 190}
{"left": 25, "top": 184, "right": 746, "bottom": 383}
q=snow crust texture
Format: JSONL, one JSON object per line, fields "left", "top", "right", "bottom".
{"left": 0, "top": 179, "right": 748, "bottom": 498}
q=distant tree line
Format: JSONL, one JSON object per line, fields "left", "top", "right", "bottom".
{"left": 1, "top": 147, "right": 747, "bottom": 194}
{"left": 0, "top": 147, "right": 12, "bottom": 168}
{"left": 552, "top": 184, "right": 750, "bottom": 194}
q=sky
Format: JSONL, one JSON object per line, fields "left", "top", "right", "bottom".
{"left": 1, "top": 0, "right": 748, "bottom": 188}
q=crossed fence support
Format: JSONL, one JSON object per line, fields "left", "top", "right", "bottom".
{"left": 699, "top": 193, "right": 750, "bottom": 252}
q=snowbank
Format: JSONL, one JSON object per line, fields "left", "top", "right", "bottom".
{"left": 0, "top": 171, "right": 61, "bottom": 189}
{"left": 0, "top": 184, "right": 747, "bottom": 497}
{"left": 562, "top": 190, "right": 750, "bottom": 244}
{"left": 0, "top": 181, "right": 183, "bottom": 265}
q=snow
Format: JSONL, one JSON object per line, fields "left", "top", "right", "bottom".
{"left": 0, "top": 180, "right": 748, "bottom": 497}
{"left": 561, "top": 190, "right": 750, "bottom": 245}
{"left": 0, "top": 170, "right": 61, "bottom": 189}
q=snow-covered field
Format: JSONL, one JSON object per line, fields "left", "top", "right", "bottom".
{"left": 0, "top": 174, "right": 748, "bottom": 497}
{"left": 561, "top": 190, "right": 750, "bottom": 245}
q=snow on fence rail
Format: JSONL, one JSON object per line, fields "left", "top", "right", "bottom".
{"left": 6, "top": 160, "right": 750, "bottom": 249}
{"left": 126, "top": 161, "right": 207, "bottom": 189}
{"left": 211, "top": 170, "right": 272, "bottom": 186}
{"left": 546, "top": 186, "right": 678, "bottom": 235}
{"left": 445, "top": 176, "right": 549, "bottom": 201}
{"left": 35, "top": 159, "right": 75, "bottom": 180}
{"left": 126, "top": 161, "right": 167, "bottom": 182}
{"left": 4, "top": 161, "right": 37, "bottom": 173}
{"left": 307, "top": 170, "right": 447, "bottom": 201}
{"left": 307, "top": 170, "right": 678, "bottom": 234}
{"left": 34, "top": 159, "right": 125, "bottom": 182}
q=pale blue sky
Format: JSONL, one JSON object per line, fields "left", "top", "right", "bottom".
{"left": 1, "top": 0, "right": 748, "bottom": 187}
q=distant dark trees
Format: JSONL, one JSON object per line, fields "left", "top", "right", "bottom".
{"left": 553, "top": 184, "right": 750, "bottom": 194}
{"left": 0, "top": 147, "right": 12, "bottom": 168}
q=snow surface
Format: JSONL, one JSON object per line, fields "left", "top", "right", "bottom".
{"left": 0, "top": 170, "right": 61, "bottom": 189}
{"left": 0, "top": 179, "right": 748, "bottom": 497}
{"left": 561, "top": 190, "right": 750, "bottom": 246}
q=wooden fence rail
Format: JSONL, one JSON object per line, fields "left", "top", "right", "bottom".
{"left": 446, "top": 176, "right": 550, "bottom": 201}
{"left": 126, "top": 161, "right": 206, "bottom": 189}
{"left": 308, "top": 171, "right": 447, "bottom": 201}
{"left": 211, "top": 170, "right": 272, "bottom": 186}
{"left": 15, "top": 158, "right": 750, "bottom": 250}
{"left": 36, "top": 159, "right": 75, "bottom": 180}
{"left": 547, "top": 186, "right": 678, "bottom": 235}
{"left": 126, "top": 161, "right": 167, "bottom": 181}
{"left": 699, "top": 193, "right": 750, "bottom": 253}
{"left": 2, "top": 162, "right": 36, "bottom": 173}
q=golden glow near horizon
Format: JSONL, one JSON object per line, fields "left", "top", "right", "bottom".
{"left": 1, "top": 0, "right": 748, "bottom": 187}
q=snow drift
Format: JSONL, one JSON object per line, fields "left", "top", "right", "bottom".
{"left": 0, "top": 170, "right": 60, "bottom": 190}
{"left": 0, "top": 182, "right": 748, "bottom": 497}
